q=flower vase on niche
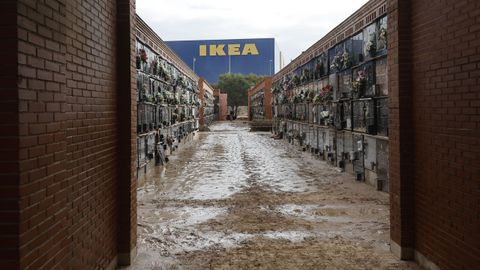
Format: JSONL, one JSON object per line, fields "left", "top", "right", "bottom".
{"left": 352, "top": 70, "right": 366, "bottom": 99}
{"left": 377, "top": 27, "right": 387, "bottom": 51}
{"left": 139, "top": 49, "right": 148, "bottom": 72}
{"left": 366, "top": 39, "right": 376, "bottom": 58}
{"left": 136, "top": 55, "right": 141, "bottom": 69}
{"left": 342, "top": 50, "right": 351, "bottom": 70}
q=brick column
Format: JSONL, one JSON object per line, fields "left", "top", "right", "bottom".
{"left": 0, "top": 1, "right": 20, "bottom": 268}
{"left": 17, "top": 1, "right": 69, "bottom": 268}
{"left": 387, "top": 0, "right": 415, "bottom": 260}
{"left": 199, "top": 79, "right": 205, "bottom": 126}
{"left": 0, "top": 0, "right": 138, "bottom": 268}
{"left": 264, "top": 77, "right": 273, "bottom": 120}
{"left": 116, "top": 0, "right": 137, "bottom": 265}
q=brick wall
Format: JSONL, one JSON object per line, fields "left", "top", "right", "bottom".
{"left": 117, "top": 0, "right": 137, "bottom": 265}
{"left": 389, "top": 0, "right": 480, "bottom": 268}
{"left": 65, "top": 0, "right": 119, "bottom": 267}
{"left": 17, "top": 1, "right": 70, "bottom": 268}
{"left": 0, "top": 0, "right": 137, "bottom": 268}
{"left": 0, "top": 1, "right": 20, "bottom": 269}
{"left": 410, "top": 0, "right": 480, "bottom": 268}
{"left": 387, "top": 0, "right": 415, "bottom": 259}
{"left": 219, "top": 93, "right": 228, "bottom": 120}
{"left": 198, "top": 79, "right": 206, "bottom": 125}
{"left": 248, "top": 77, "right": 273, "bottom": 120}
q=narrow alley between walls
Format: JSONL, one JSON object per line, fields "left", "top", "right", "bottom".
{"left": 128, "top": 122, "right": 419, "bottom": 269}
{"left": 3, "top": 0, "right": 478, "bottom": 269}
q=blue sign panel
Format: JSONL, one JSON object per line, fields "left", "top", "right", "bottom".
{"left": 166, "top": 38, "right": 274, "bottom": 83}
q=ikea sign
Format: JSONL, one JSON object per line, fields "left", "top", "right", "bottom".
{"left": 199, "top": 44, "right": 259, "bottom": 56}
{"left": 166, "top": 38, "right": 274, "bottom": 83}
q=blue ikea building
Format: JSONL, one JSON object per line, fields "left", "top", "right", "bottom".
{"left": 166, "top": 38, "right": 275, "bottom": 83}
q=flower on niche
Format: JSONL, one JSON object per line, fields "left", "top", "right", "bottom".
{"left": 352, "top": 70, "right": 366, "bottom": 92}
{"left": 320, "top": 110, "right": 330, "bottom": 119}
{"left": 140, "top": 49, "right": 148, "bottom": 63}
{"left": 379, "top": 27, "right": 387, "bottom": 42}
{"left": 293, "top": 75, "right": 300, "bottom": 86}
{"left": 152, "top": 60, "right": 158, "bottom": 74}
{"left": 366, "top": 40, "right": 376, "bottom": 56}
{"left": 330, "top": 54, "right": 342, "bottom": 71}
{"left": 319, "top": 84, "right": 333, "bottom": 102}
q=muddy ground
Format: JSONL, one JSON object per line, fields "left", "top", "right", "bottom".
{"left": 126, "top": 122, "right": 420, "bottom": 270}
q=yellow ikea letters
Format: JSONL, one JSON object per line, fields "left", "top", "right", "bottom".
{"left": 209, "top": 44, "right": 226, "bottom": 56}
{"left": 228, "top": 44, "right": 241, "bottom": 56}
{"left": 199, "top": 43, "right": 259, "bottom": 56}
{"left": 242, "top": 44, "right": 259, "bottom": 55}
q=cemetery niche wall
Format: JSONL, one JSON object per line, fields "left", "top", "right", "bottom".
{"left": 199, "top": 78, "right": 216, "bottom": 128}
{"left": 272, "top": 10, "right": 389, "bottom": 191}
{"left": 135, "top": 16, "right": 213, "bottom": 177}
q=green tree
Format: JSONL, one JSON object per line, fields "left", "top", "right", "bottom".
{"left": 214, "top": 73, "right": 263, "bottom": 111}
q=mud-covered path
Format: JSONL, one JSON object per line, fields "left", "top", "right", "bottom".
{"left": 127, "top": 122, "right": 419, "bottom": 270}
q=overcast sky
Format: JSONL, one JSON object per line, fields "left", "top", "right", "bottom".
{"left": 136, "top": 0, "right": 369, "bottom": 72}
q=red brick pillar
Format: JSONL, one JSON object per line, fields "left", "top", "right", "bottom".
{"left": 387, "top": 0, "right": 415, "bottom": 260}
{"left": 116, "top": 0, "right": 137, "bottom": 265}
{"left": 264, "top": 78, "right": 273, "bottom": 120}
{"left": 0, "top": 0, "right": 137, "bottom": 268}
{"left": 0, "top": 1, "right": 20, "bottom": 268}
{"left": 18, "top": 1, "right": 69, "bottom": 268}
{"left": 199, "top": 79, "right": 205, "bottom": 126}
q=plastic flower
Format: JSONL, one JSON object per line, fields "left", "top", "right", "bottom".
{"left": 352, "top": 70, "right": 366, "bottom": 92}
{"left": 140, "top": 49, "right": 148, "bottom": 63}
{"left": 379, "top": 27, "right": 387, "bottom": 41}
{"left": 366, "top": 40, "right": 376, "bottom": 55}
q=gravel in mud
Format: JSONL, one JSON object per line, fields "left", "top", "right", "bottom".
{"left": 126, "top": 122, "right": 420, "bottom": 270}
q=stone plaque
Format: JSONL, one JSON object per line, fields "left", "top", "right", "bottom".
{"left": 343, "top": 101, "right": 352, "bottom": 130}
{"left": 363, "top": 136, "right": 377, "bottom": 171}
{"left": 376, "top": 97, "right": 388, "bottom": 136}
{"left": 376, "top": 139, "right": 389, "bottom": 192}
{"left": 339, "top": 70, "right": 352, "bottom": 98}
{"left": 352, "top": 134, "right": 365, "bottom": 180}
{"left": 352, "top": 32, "right": 364, "bottom": 65}
{"left": 375, "top": 57, "right": 388, "bottom": 96}
{"left": 352, "top": 100, "right": 366, "bottom": 132}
